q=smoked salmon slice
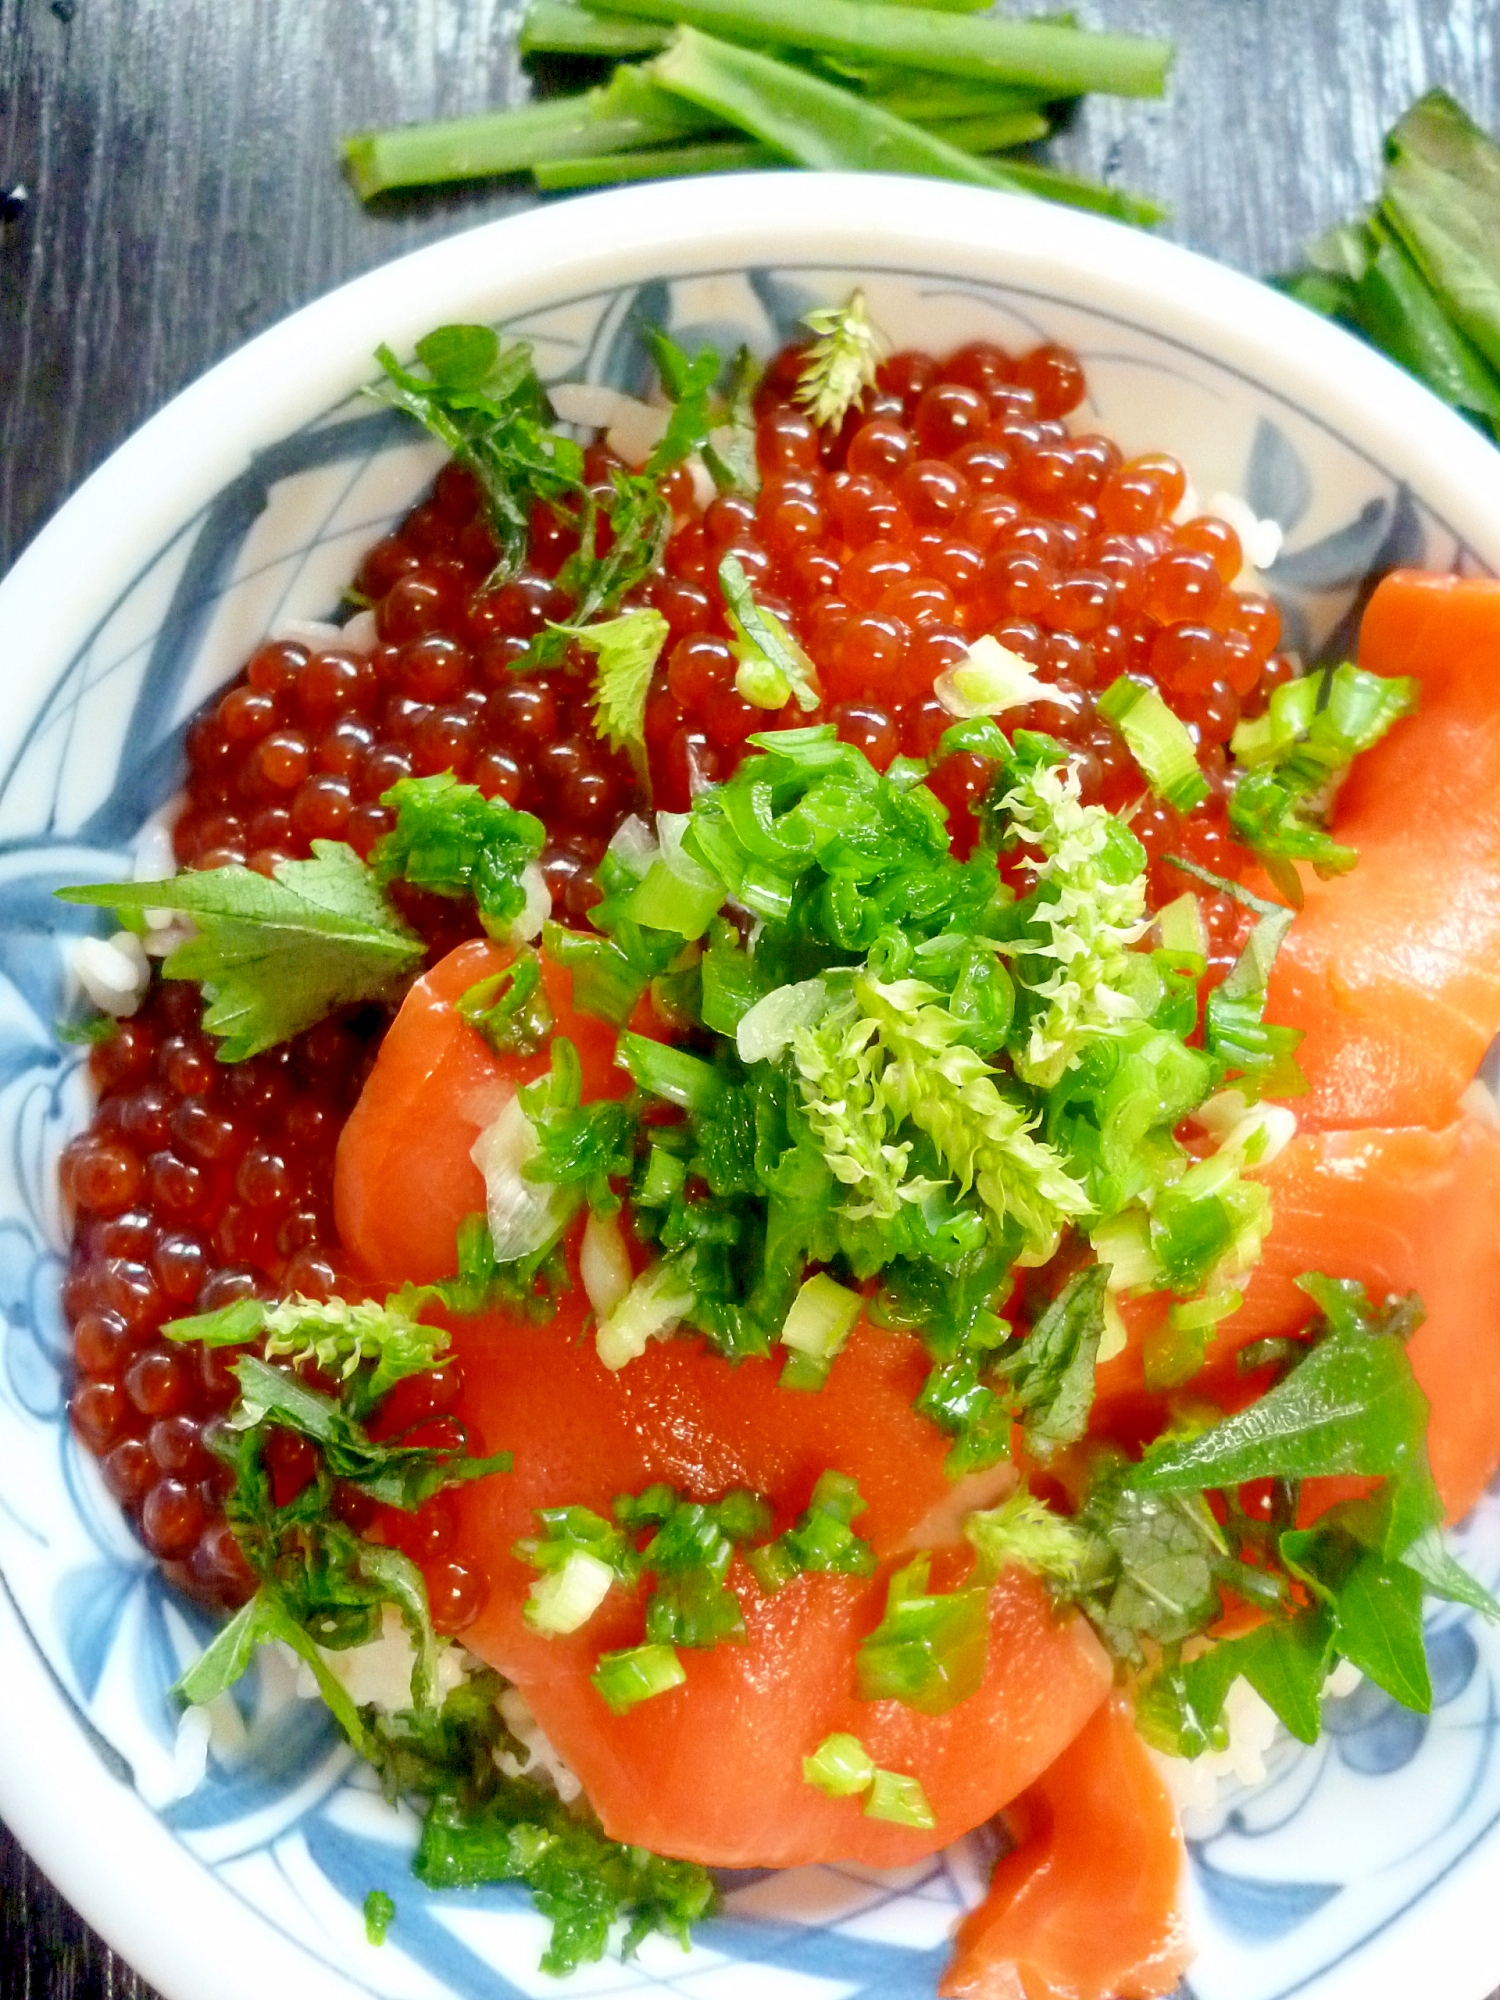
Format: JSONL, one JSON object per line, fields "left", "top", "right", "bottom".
{"left": 334, "top": 939, "right": 624, "bottom": 1287}
{"left": 444, "top": 1298, "right": 1111, "bottom": 1869}
{"left": 939, "top": 1693, "right": 1187, "bottom": 2000}
{"left": 1095, "top": 1117, "right": 1500, "bottom": 1522}
{"left": 1267, "top": 572, "right": 1500, "bottom": 1131}
{"left": 1215, "top": 1117, "right": 1500, "bottom": 1522}
{"left": 335, "top": 942, "right": 1113, "bottom": 1870}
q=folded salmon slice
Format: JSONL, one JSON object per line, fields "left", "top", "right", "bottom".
{"left": 336, "top": 942, "right": 1113, "bottom": 1869}
{"left": 1095, "top": 1117, "right": 1500, "bottom": 1523}
{"left": 940, "top": 1693, "right": 1188, "bottom": 2000}
{"left": 443, "top": 1297, "right": 1111, "bottom": 1867}
{"left": 334, "top": 938, "right": 624, "bottom": 1287}
{"left": 1268, "top": 572, "right": 1500, "bottom": 1131}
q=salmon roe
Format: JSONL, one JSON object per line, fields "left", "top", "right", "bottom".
{"left": 63, "top": 336, "right": 1280, "bottom": 1610}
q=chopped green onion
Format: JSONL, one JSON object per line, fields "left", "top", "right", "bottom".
{"left": 543, "top": 922, "right": 646, "bottom": 1027}
{"left": 637, "top": 1141, "right": 688, "bottom": 1208}
{"left": 534, "top": 138, "right": 777, "bottom": 188}
{"left": 735, "top": 976, "right": 830, "bottom": 1063}
{"left": 1154, "top": 891, "right": 1208, "bottom": 960}
{"left": 580, "top": 1209, "right": 634, "bottom": 1322}
{"left": 525, "top": 1547, "right": 620, "bottom": 1634}
{"left": 625, "top": 818, "right": 726, "bottom": 940}
{"left": 472, "top": 1094, "right": 580, "bottom": 1265}
{"left": 364, "top": 1890, "right": 396, "bottom": 1946}
{"left": 934, "top": 634, "right": 1075, "bottom": 720}
{"left": 864, "top": 1768, "right": 937, "bottom": 1828}
{"left": 1149, "top": 1148, "right": 1272, "bottom": 1299}
{"left": 587, "top": 0, "right": 1175, "bottom": 98}
{"left": 1090, "top": 1209, "right": 1162, "bottom": 1292}
{"left": 1230, "top": 661, "right": 1417, "bottom": 786}
{"left": 803, "top": 1731, "right": 877, "bottom": 1797}
{"left": 778, "top": 1272, "right": 862, "bottom": 1390}
{"left": 617, "top": 1030, "right": 725, "bottom": 1113}
{"left": 1168, "top": 1288, "right": 1244, "bottom": 1333}
{"left": 457, "top": 947, "right": 554, "bottom": 1057}
{"left": 1098, "top": 674, "right": 1210, "bottom": 812}
{"left": 596, "top": 1256, "right": 697, "bottom": 1369}
{"left": 855, "top": 1554, "right": 989, "bottom": 1714}
{"left": 801, "top": 1732, "right": 935, "bottom": 1826}
{"left": 746, "top": 1470, "right": 877, "bottom": 1589}
{"left": 591, "top": 1641, "right": 687, "bottom": 1712}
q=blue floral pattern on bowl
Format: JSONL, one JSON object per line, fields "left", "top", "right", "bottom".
{"left": 2, "top": 259, "right": 1496, "bottom": 2000}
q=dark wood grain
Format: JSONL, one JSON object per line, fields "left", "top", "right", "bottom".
{"left": 2, "top": 1, "right": 1499, "bottom": 1994}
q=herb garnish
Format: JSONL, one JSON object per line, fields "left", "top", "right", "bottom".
{"left": 58, "top": 843, "right": 424, "bottom": 1061}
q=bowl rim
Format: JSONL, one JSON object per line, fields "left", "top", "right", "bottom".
{"left": 4, "top": 168, "right": 1500, "bottom": 2000}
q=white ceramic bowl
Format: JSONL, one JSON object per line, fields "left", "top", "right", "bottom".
{"left": 3, "top": 172, "right": 1500, "bottom": 2000}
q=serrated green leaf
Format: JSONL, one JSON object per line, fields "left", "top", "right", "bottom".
{"left": 1128, "top": 1291, "right": 1428, "bottom": 1493}
{"left": 58, "top": 842, "right": 424, "bottom": 1060}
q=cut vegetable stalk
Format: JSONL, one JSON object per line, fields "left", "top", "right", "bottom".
{"left": 343, "top": 76, "right": 724, "bottom": 199}
{"left": 779, "top": 1272, "right": 863, "bottom": 1389}
{"left": 926, "top": 107, "right": 1051, "bottom": 153}
{"left": 591, "top": 1641, "right": 687, "bottom": 1711}
{"left": 520, "top": 0, "right": 673, "bottom": 54}
{"left": 962, "top": 153, "right": 1166, "bottom": 226}
{"left": 1098, "top": 674, "right": 1210, "bottom": 812}
{"left": 583, "top": 0, "right": 1174, "bottom": 98}
{"left": 650, "top": 28, "right": 1012, "bottom": 188}
{"left": 536, "top": 138, "right": 778, "bottom": 188}
{"left": 872, "top": 77, "right": 1054, "bottom": 122}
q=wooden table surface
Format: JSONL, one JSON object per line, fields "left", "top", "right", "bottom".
{"left": 2, "top": 0, "right": 1498, "bottom": 1993}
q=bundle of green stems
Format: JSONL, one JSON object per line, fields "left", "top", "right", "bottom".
{"left": 342, "top": 0, "right": 1172, "bottom": 223}
{"left": 1280, "top": 90, "right": 1500, "bottom": 444}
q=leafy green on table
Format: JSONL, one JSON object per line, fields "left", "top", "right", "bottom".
{"left": 57, "top": 842, "right": 424, "bottom": 1062}
{"left": 1281, "top": 90, "right": 1500, "bottom": 443}
{"left": 1383, "top": 88, "right": 1500, "bottom": 381}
